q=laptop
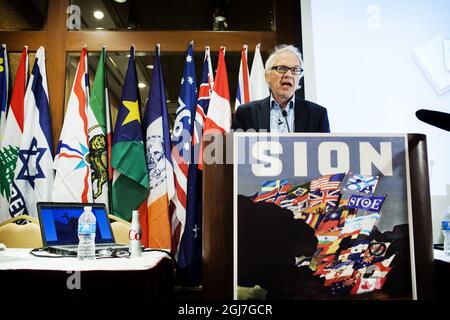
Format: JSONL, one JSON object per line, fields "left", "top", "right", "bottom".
{"left": 37, "top": 202, "right": 128, "bottom": 256}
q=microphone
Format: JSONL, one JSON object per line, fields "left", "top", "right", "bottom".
{"left": 281, "top": 109, "right": 291, "bottom": 132}
{"left": 416, "top": 109, "right": 450, "bottom": 131}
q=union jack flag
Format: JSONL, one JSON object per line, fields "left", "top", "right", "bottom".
{"left": 308, "top": 189, "right": 342, "bottom": 208}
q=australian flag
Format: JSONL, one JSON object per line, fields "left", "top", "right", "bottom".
{"left": 176, "top": 43, "right": 203, "bottom": 285}
{"left": 172, "top": 42, "right": 197, "bottom": 252}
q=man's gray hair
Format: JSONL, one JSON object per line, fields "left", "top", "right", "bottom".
{"left": 264, "top": 44, "right": 304, "bottom": 74}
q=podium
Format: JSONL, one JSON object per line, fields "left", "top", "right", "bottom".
{"left": 203, "top": 133, "right": 433, "bottom": 300}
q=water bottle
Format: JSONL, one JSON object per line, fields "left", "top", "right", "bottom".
{"left": 77, "top": 206, "right": 96, "bottom": 260}
{"left": 129, "top": 210, "right": 142, "bottom": 257}
{"left": 443, "top": 206, "right": 450, "bottom": 256}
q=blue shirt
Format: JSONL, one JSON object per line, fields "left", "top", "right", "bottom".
{"left": 270, "top": 95, "right": 295, "bottom": 133}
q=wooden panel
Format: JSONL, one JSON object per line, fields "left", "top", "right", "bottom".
{"left": 0, "top": 32, "right": 47, "bottom": 51}
{"left": 407, "top": 134, "right": 434, "bottom": 299}
{"left": 275, "top": 0, "right": 300, "bottom": 45}
{"left": 202, "top": 134, "right": 234, "bottom": 299}
{"left": 45, "top": 0, "right": 68, "bottom": 151}
{"left": 65, "top": 31, "right": 276, "bottom": 52}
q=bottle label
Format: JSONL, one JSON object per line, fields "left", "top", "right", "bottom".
{"left": 442, "top": 221, "right": 450, "bottom": 231}
{"left": 129, "top": 229, "right": 142, "bottom": 241}
{"left": 79, "top": 223, "right": 96, "bottom": 234}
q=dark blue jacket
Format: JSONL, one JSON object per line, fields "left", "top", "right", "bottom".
{"left": 232, "top": 96, "right": 330, "bottom": 132}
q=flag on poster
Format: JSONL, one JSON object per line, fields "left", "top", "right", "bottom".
{"left": 235, "top": 45, "right": 250, "bottom": 110}
{"left": 346, "top": 194, "right": 386, "bottom": 213}
{"left": 0, "top": 44, "right": 10, "bottom": 140}
{"left": 87, "top": 47, "right": 111, "bottom": 211}
{"left": 171, "top": 42, "right": 197, "bottom": 253}
{"left": 13, "top": 47, "right": 54, "bottom": 218}
{"left": 345, "top": 174, "right": 379, "bottom": 195}
{"left": 203, "top": 46, "right": 231, "bottom": 133}
{"left": 194, "top": 47, "right": 214, "bottom": 170}
{"left": 111, "top": 45, "right": 149, "bottom": 222}
{"left": 250, "top": 43, "right": 269, "bottom": 101}
{"left": 0, "top": 46, "right": 27, "bottom": 222}
{"left": 52, "top": 47, "right": 92, "bottom": 203}
{"left": 144, "top": 44, "right": 174, "bottom": 249}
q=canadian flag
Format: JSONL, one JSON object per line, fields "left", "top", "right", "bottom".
{"left": 203, "top": 47, "right": 231, "bottom": 133}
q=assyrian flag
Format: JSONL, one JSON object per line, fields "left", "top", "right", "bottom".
{"left": 250, "top": 43, "right": 269, "bottom": 101}
{"left": 235, "top": 45, "right": 250, "bottom": 110}
{"left": 13, "top": 47, "right": 54, "bottom": 218}
{"left": 0, "top": 46, "right": 27, "bottom": 222}
{"left": 203, "top": 47, "right": 231, "bottom": 133}
{"left": 87, "top": 47, "right": 111, "bottom": 211}
{"left": 144, "top": 44, "right": 174, "bottom": 250}
{"left": 171, "top": 42, "right": 197, "bottom": 254}
{"left": 194, "top": 47, "right": 214, "bottom": 170}
{"left": 111, "top": 45, "right": 149, "bottom": 225}
{"left": 52, "top": 47, "right": 92, "bottom": 203}
{"left": 0, "top": 44, "right": 10, "bottom": 140}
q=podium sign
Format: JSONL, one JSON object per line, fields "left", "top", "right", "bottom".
{"left": 233, "top": 133, "right": 417, "bottom": 300}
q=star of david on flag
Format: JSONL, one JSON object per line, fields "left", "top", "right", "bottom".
{"left": 13, "top": 47, "right": 54, "bottom": 218}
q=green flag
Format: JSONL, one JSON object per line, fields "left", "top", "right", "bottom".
{"left": 88, "top": 47, "right": 112, "bottom": 211}
{"left": 111, "top": 45, "right": 149, "bottom": 221}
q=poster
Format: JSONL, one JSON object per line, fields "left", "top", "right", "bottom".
{"left": 234, "top": 133, "right": 416, "bottom": 300}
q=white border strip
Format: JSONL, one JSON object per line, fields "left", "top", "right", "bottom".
{"left": 403, "top": 134, "right": 417, "bottom": 300}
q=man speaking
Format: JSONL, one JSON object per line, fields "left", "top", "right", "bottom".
{"left": 232, "top": 45, "right": 330, "bottom": 133}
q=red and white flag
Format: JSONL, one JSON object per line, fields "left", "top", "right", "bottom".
{"left": 0, "top": 46, "right": 28, "bottom": 221}
{"left": 203, "top": 47, "right": 231, "bottom": 133}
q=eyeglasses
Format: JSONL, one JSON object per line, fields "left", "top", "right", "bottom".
{"left": 271, "top": 65, "right": 303, "bottom": 75}
{"left": 97, "top": 248, "right": 131, "bottom": 259}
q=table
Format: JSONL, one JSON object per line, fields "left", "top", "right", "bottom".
{"left": 0, "top": 248, "right": 175, "bottom": 301}
{"left": 434, "top": 249, "right": 450, "bottom": 299}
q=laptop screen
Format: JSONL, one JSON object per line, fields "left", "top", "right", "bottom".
{"left": 37, "top": 202, "right": 115, "bottom": 246}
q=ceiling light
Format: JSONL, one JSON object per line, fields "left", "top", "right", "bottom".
{"left": 96, "top": 27, "right": 104, "bottom": 30}
{"left": 114, "top": 0, "right": 127, "bottom": 3}
{"left": 93, "top": 11, "right": 104, "bottom": 20}
{"left": 138, "top": 83, "right": 146, "bottom": 89}
{"left": 146, "top": 65, "right": 154, "bottom": 69}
